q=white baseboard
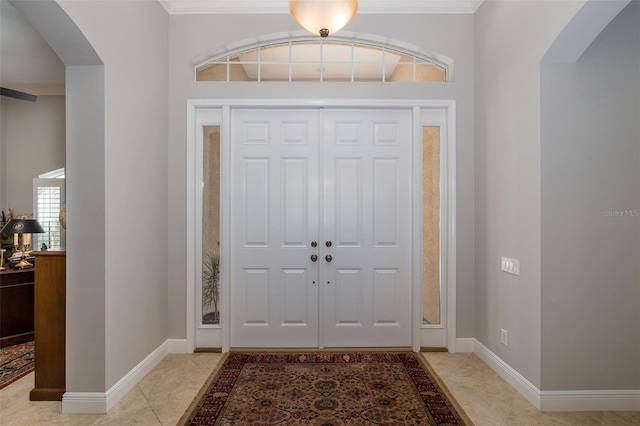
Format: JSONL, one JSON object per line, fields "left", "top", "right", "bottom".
{"left": 62, "top": 339, "right": 171, "bottom": 414}
{"left": 61, "top": 392, "right": 108, "bottom": 414}
{"left": 168, "top": 338, "right": 188, "bottom": 354}
{"left": 472, "top": 339, "right": 542, "bottom": 409}
{"left": 471, "top": 339, "right": 640, "bottom": 412}
{"left": 454, "top": 338, "right": 475, "bottom": 353}
{"left": 540, "top": 390, "right": 640, "bottom": 412}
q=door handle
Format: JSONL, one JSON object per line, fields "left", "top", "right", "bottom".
{"left": 311, "top": 241, "right": 318, "bottom": 248}
{"left": 325, "top": 254, "right": 332, "bottom": 262}
{"left": 311, "top": 254, "right": 318, "bottom": 262}
{"left": 325, "top": 241, "right": 332, "bottom": 248}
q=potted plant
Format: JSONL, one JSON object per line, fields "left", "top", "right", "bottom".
{"left": 202, "top": 252, "right": 220, "bottom": 324}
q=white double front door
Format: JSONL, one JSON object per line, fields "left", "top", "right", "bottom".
{"left": 230, "top": 108, "right": 412, "bottom": 348}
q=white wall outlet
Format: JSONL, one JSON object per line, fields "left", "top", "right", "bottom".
{"left": 501, "top": 328, "right": 508, "bottom": 346}
{"left": 501, "top": 256, "right": 520, "bottom": 276}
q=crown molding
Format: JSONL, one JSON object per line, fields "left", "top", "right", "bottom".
{"left": 160, "top": 0, "right": 483, "bottom": 15}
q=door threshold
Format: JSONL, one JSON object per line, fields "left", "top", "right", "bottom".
{"left": 230, "top": 347, "right": 414, "bottom": 353}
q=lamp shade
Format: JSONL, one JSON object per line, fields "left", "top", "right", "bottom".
{"left": 290, "top": 0, "right": 358, "bottom": 37}
{"left": 0, "top": 218, "right": 45, "bottom": 234}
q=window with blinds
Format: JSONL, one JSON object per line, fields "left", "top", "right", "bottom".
{"left": 33, "top": 178, "right": 65, "bottom": 250}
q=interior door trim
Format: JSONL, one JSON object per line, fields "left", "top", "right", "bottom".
{"left": 186, "top": 99, "right": 457, "bottom": 354}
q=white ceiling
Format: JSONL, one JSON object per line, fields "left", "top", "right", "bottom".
{"left": 0, "top": 0, "right": 480, "bottom": 96}
{"left": 160, "top": 0, "right": 482, "bottom": 14}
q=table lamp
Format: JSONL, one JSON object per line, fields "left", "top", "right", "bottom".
{"left": 0, "top": 216, "right": 45, "bottom": 269}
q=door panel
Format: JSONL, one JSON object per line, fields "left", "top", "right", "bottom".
{"left": 281, "top": 158, "right": 310, "bottom": 246}
{"left": 374, "top": 159, "right": 401, "bottom": 246}
{"left": 335, "top": 159, "right": 362, "bottom": 246}
{"left": 322, "top": 109, "right": 412, "bottom": 347}
{"left": 231, "top": 108, "right": 412, "bottom": 348}
{"left": 231, "top": 109, "right": 319, "bottom": 347}
{"left": 243, "top": 159, "right": 270, "bottom": 246}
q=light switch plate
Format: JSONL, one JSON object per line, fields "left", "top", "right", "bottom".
{"left": 501, "top": 256, "right": 520, "bottom": 276}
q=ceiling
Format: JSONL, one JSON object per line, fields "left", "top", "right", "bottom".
{"left": 159, "top": 0, "right": 482, "bottom": 14}
{"left": 0, "top": 0, "right": 480, "bottom": 96}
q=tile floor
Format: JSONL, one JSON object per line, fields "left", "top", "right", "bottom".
{"left": 1, "top": 350, "right": 639, "bottom": 425}
{"left": 422, "top": 352, "right": 640, "bottom": 425}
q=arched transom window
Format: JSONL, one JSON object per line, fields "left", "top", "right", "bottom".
{"left": 196, "top": 37, "right": 448, "bottom": 83}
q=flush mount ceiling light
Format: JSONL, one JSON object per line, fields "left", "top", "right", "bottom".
{"left": 290, "top": 0, "right": 359, "bottom": 38}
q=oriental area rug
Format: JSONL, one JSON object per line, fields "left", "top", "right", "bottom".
{"left": 0, "top": 341, "right": 34, "bottom": 390}
{"left": 180, "top": 352, "right": 470, "bottom": 426}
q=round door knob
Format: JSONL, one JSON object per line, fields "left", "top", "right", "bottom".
{"left": 311, "top": 241, "right": 318, "bottom": 248}
{"left": 325, "top": 241, "right": 332, "bottom": 248}
{"left": 325, "top": 254, "right": 332, "bottom": 262}
{"left": 311, "top": 254, "right": 318, "bottom": 262}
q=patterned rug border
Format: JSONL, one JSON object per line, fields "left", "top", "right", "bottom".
{"left": 0, "top": 368, "right": 34, "bottom": 390}
{"left": 180, "top": 351, "right": 231, "bottom": 425}
{"left": 179, "top": 351, "right": 472, "bottom": 426}
{"left": 415, "top": 353, "right": 473, "bottom": 426}
{"left": 0, "top": 341, "right": 35, "bottom": 390}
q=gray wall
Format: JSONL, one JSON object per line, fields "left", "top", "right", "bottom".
{"left": 541, "top": 1, "right": 640, "bottom": 390}
{"left": 9, "top": 0, "right": 638, "bottom": 402}
{"left": 65, "top": 64, "right": 106, "bottom": 391}
{"left": 15, "top": 0, "right": 170, "bottom": 393}
{"left": 1, "top": 95, "right": 65, "bottom": 215}
{"left": 59, "top": 0, "right": 170, "bottom": 389}
{"left": 8, "top": 0, "right": 107, "bottom": 393}
{"left": 167, "top": 13, "right": 476, "bottom": 341}
{"left": 474, "top": 0, "right": 584, "bottom": 387}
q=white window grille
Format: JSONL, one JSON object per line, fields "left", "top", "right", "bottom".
{"left": 196, "top": 37, "right": 448, "bottom": 83}
{"left": 33, "top": 178, "right": 65, "bottom": 250}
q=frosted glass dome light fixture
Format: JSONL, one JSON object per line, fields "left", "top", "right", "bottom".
{"left": 290, "top": 0, "right": 359, "bottom": 38}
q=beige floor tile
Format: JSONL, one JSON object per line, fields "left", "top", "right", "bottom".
{"left": 0, "top": 407, "right": 64, "bottom": 426}
{"left": 93, "top": 386, "right": 160, "bottom": 426}
{"left": 543, "top": 411, "right": 604, "bottom": 426}
{"left": 446, "top": 379, "right": 514, "bottom": 425}
{"left": 503, "top": 394, "right": 605, "bottom": 425}
{"left": 61, "top": 413, "right": 107, "bottom": 426}
{"left": 3, "top": 350, "right": 640, "bottom": 426}
{"left": 603, "top": 410, "right": 640, "bottom": 425}
{"left": 446, "top": 354, "right": 518, "bottom": 399}
{"left": 137, "top": 353, "right": 222, "bottom": 425}
{"left": 0, "top": 373, "right": 61, "bottom": 425}
{"left": 421, "top": 351, "right": 471, "bottom": 380}
{"left": 189, "top": 352, "right": 224, "bottom": 374}
{"left": 138, "top": 356, "right": 204, "bottom": 399}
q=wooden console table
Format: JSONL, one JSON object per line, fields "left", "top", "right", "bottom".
{"left": 0, "top": 268, "right": 35, "bottom": 348}
{"left": 30, "top": 251, "right": 66, "bottom": 401}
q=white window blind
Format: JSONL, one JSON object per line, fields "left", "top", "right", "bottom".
{"left": 33, "top": 178, "right": 65, "bottom": 250}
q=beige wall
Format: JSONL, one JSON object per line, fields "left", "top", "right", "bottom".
{"left": 1, "top": 95, "right": 65, "bottom": 215}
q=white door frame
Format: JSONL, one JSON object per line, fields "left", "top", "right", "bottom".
{"left": 186, "top": 99, "right": 457, "bottom": 353}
